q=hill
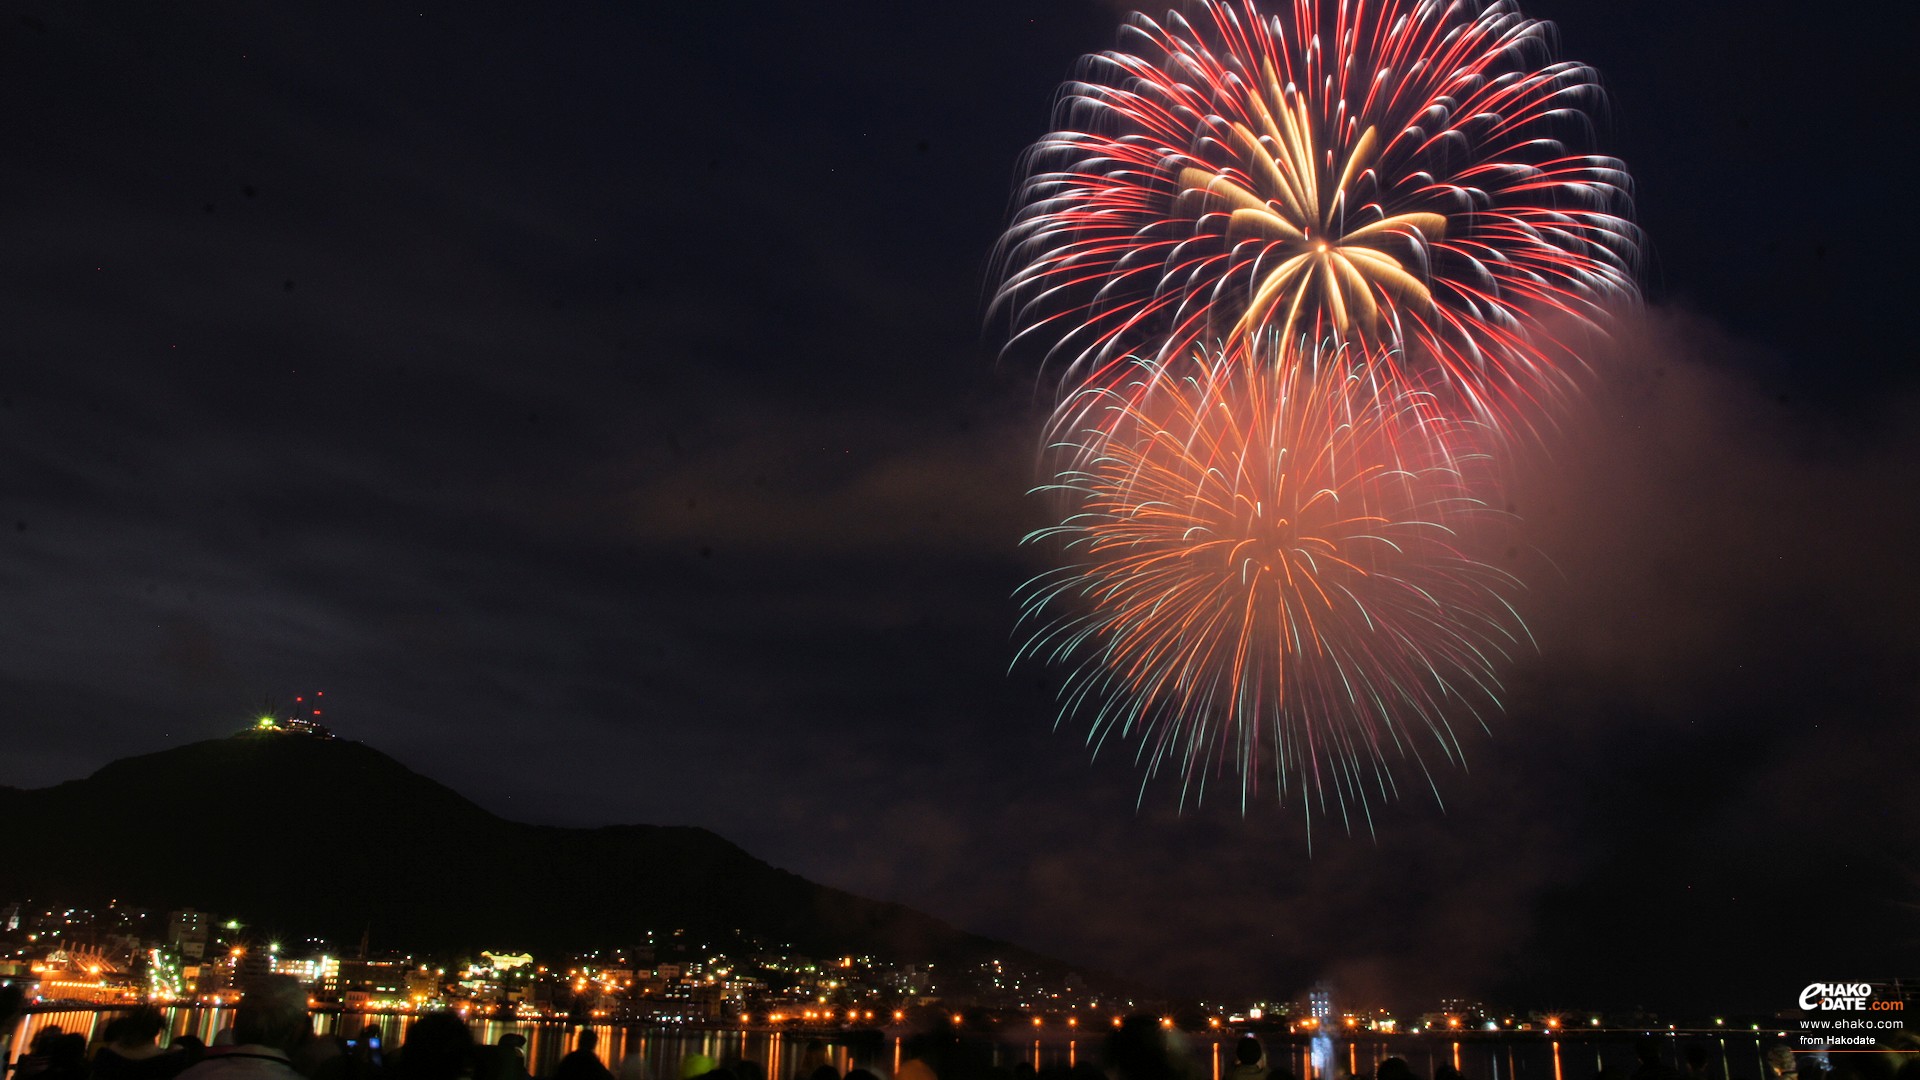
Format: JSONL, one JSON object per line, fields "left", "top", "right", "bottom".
{"left": 0, "top": 732, "right": 1056, "bottom": 974}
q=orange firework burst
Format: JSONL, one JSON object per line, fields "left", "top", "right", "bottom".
{"left": 1017, "top": 345, "right": 1526, "bottom": 834}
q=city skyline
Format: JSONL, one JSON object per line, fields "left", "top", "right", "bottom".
{"left": 3, "top": 818, "right": 1842, "bottom": 1030}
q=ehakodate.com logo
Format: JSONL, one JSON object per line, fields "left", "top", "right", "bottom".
{"left": 1798, "top": 982, "right": 1904, "bottom": 1011}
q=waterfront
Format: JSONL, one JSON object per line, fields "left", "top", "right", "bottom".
{"left": 6, "top": 1008, "right": 1793, "bottom": 1080}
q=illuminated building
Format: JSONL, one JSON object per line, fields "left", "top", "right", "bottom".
{"left": 32, "top": 947, "right": 141, "bottom": 1005}
{"left": 1419, "top": 999, "right": 1489, "bottom": 1030}
{"left": 167, "top": 909, "right": 210, "bottom": 961}
{"left": 332, "top": 957, "right": 407, "bottom": 1006}
{"left": 270, "top": 953, "right": 339, "bottom": 990}
{"left": 691, "top": 980, "right": 724, "bottom": 1019}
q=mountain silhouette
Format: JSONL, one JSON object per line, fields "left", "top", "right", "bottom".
{"left": 0, "top": 731, "right": 1058, "bottom": 973}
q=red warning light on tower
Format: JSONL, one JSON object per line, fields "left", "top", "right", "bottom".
{"left": 264, "top": 692, "right": 336, "bottom": 739}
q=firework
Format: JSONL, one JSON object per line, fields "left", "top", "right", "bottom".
{"left": 995, "top": 0, "right": 1638, "bottom": 424}
{"left": 1016, "top": 345, "right": 1526, "bottom": 834}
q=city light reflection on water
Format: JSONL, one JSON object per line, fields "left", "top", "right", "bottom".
{"left": 6, "top": 1010, "right": 1783, "bottom": 1080}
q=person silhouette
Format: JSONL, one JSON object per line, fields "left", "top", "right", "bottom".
{"left": 555, "top": 1030, "right": 614, "bottom": 1080}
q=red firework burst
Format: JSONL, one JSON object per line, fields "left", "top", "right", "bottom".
{"left": 995, "top": 0, "right": 1639, "bottom": 425}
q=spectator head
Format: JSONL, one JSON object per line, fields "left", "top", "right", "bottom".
{"left": 234, "top": 976, "right": 310, "bottom": 1053}
{"left": 0, "top": 983, "right": 24, "bottom": 1029}
{"left": 111, "top": 1007, "right": 167, "bottom": 1050}
{"left": 1377, "top": 1060, "right": 1414, "bottom": 1080}
{"left": 578, "top": 1030, "right": 600, "bottom": 1053}
{"left": 53, "top": 1034, "right": 89, "bottom": 1066}
{"left": 1237, "top": 1038, "right": 1264, "bottom": 1067}
{"left": 400, "top": 1012, "right": 473, "bottom": 1080}
{"left": 474, "top": 1045, "right": 519, "bottom": 1080}
{"left": 1104, "top": 1015, "right": 1182, "bottom": 1080}
{"left": 171, "top": 1035, "right": 207, "bottom": 1066}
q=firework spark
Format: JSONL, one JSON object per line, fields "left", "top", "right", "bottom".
{"left": 1016, "top": 345, "right": 1527, "bottom": 834}
{"left": 995, "top": 0, "right": 1639, "bottom": 424}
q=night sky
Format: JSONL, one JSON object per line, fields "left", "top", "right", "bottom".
{"left": 2, "top": 1, "right": 1915, "bottom": 1015}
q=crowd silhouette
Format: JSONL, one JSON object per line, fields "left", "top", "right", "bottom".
{"left": 4, "top": 986, "right": 1914, "bottom": 1080}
